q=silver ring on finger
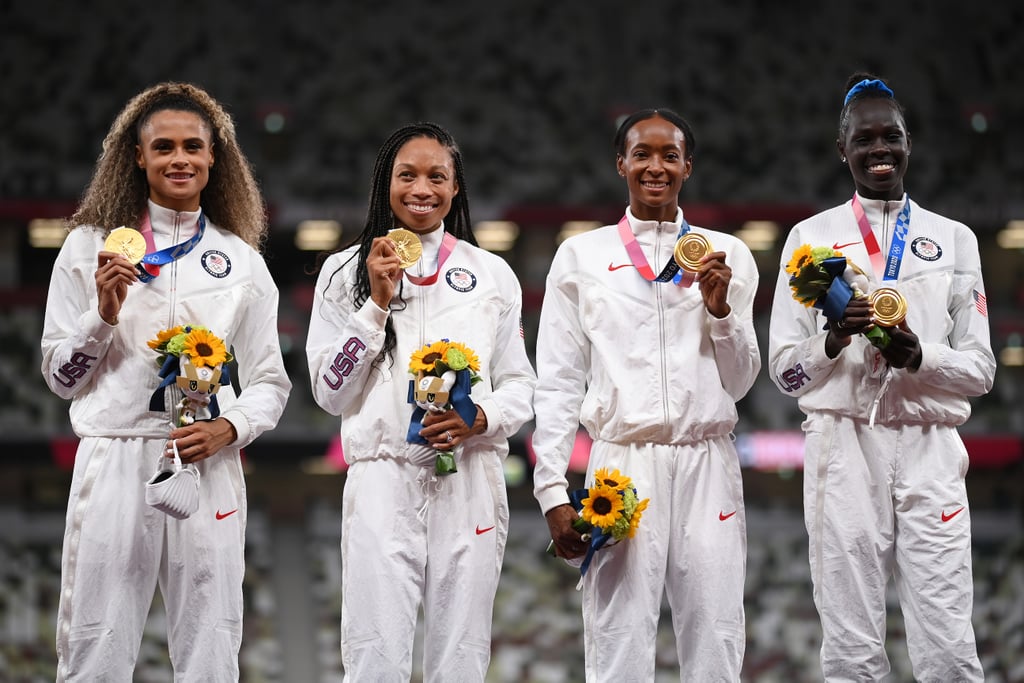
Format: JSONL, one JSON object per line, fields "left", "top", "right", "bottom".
{"left": 445, "top": 430, "right": 453, "bottom": 443}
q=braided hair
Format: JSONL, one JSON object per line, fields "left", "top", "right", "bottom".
{"left": 69, "top": 82, "right": 267, "bottom": 250}
{"left": 838, "top": 72, "right": 907, "bottom": 141}
{"left": 614, "top": 108, "right": 697, "bottom": 160}
{"left": 335, "top": 122, "right": 476, "bottom": 367}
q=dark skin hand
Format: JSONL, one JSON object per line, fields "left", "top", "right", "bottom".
{"left": 95, "top": 251, "right": 138, "bottom": 324}
{"left": 878, "top": 320, "right": 923, "bottom": 370}
{"left": 166, "top": 418, "right": 238, "bottom": 464}
{"left": 825, "top": 297, "right": 922, "bottom": 370}
{"left": 420, "top": 406, "right": 489, "bottom": 449}
{"left": 696, "top": 251, "right": 732, "bottom": 318}
{"left": 546, "top": 504, "right": 588, "bottom": 559}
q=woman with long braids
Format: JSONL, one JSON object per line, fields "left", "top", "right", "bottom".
{"left": 41, "top": 82, "right": 291, "bottom": 681}
{"left": 768, "top": 73, "right": 994, "bottom": 680}
{"left": 306, "top": 122, "right": 535, "bottom": 681}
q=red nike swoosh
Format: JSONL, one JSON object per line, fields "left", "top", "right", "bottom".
{"left": 719, "top": 511, "right": 737, "bottom": 521}
{"left": 608, "top": 262, "right": 634, "bottom": 271}
{"left": 832, "top": 241, "right": 860, "bottom": 250}
{"left": 216, "top": 509, "right": 238, "bottom": 520}
{"left": 475, "top": 525, "right": 495, "bottom": 535}
{"left": 941, "top": 506, "right": 965, "bottom": 522}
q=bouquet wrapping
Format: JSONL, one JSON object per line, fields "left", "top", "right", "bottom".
{"left": 406, "top": 339, "right": 481, "bottom": 475}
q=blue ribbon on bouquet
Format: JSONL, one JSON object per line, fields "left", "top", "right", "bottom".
{"left": 148, "top": 354, "right": 231, "bottom": 417}
{"left": 405, "top": 368, "right": 477, "bottom": 444}
{"left": 568, "top": 488, "right": 615, "bottom": 580}
{"left": 816, "top": 256, "right": 855, "bottom": 326}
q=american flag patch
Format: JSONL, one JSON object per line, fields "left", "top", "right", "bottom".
{"left": 519, "top": 316, "right": 525, "bottom": 338}
{"left": 973, "top": 289, "right": 988, "bottom": 317}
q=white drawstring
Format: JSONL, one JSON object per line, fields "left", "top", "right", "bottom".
{"left": 868, "top": 366, "right": 892, "bottom": 430}
{"left": 414, "top": 468, "right": 444, "bottom": 523}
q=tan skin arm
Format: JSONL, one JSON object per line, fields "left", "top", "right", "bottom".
{"left": 166, "top": 418, "right": 238, "bottom": 464}
{"left": 95, "top": 251, "right": 138, "bottom": 324}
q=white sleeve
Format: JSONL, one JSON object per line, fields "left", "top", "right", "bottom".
{"left": 767, "top": 229, "right": 842, "bottom": 397}
{"left": 707, "top": 241, "right": 761, "bottom": 401}
{"left": 305, "top": 254, "right": 389, "bottom": 417}
{"left": 473, "top": 265, "right": 536, "bottom": 440}
{"left": 532, "top": 244, "right": 588, "bottom": 514}
{"left": 40, "top": 231, "right": 117, "bottom": 399}
{"left": 913, "top": 227, "right": 995, "bottom": 395}
{"left": 217, "top": 255, "right": 292, "bottom": 447}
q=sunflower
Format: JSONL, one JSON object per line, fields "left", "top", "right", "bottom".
{"left": 183, "top": 328, "right": 230, "bottom": 367}
{"left": 409, "top": 340, "right": 451, "bottom": 374}
{"left": 147, "top": 326, "right": 183, "bottom": 350}
{"left": 784, "top": 244, "right": 813, "bottom": 276}
{"left": 444, "top": 341, "right": 480, "bottom": 372}
{"left": 592, "top": 468, "right": 631, "bottom": 492}
{"left": 580, "top": 485, "right": 625, "bottom": 530}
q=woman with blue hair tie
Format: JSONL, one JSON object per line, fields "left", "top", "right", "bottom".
{"left": 768, "top": 72, "right": 993, "bottom": 681}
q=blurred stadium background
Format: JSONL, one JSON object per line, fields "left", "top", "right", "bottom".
{"left": 1, "top": 1, "right": 1021, "bottom": 681}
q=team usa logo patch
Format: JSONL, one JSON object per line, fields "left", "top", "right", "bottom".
{"left": 910, "top": 237, "right": 942, "bottom": 262}
{"left": 201, "top": 250, "right": 232, "bottom": 278}
{"left": 446, "top": 267, "right": 477, "bottom": 292}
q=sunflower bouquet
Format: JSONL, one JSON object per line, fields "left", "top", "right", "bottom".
{"left": 147, "top": 324, "right": 233, "bottom": 426}
{"left": 549, "top": 468, "right": 650, "bottom": 589}
{"left": 785, "top": 244, "right": 890, "bottom": 348}
{"left": 407, "top": 339, "right": 482, "bottom": 475}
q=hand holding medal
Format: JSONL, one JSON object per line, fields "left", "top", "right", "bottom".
{"left": 96, "top": 226, "right": 146, "bottom": 325}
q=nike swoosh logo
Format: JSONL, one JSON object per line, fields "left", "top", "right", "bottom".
{"left": 608, "top": 262, "right": 634, "bottom": 271}
{"left": 216, "top": 509, "right": 238, "bottom": 520}
{"left": 941, "top": 506, "right": 965, "bottom": 522}
{"left": 719, "top": 511, "right": 737, "bottom": 521}
{"left": 475, "top": 525, "right": 495, "bottom": 535}
{"left": 832, "top": 241, "right": 860, "bottom": 250}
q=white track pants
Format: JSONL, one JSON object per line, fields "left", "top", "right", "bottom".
{"left": 581, "top": 437, "right": 746, "bottom": 682}
{"left": 56, "top": 436, "right": 247, "bottom": 682}
{"left": 802, "top": 414, "right": 983, "bottom": 682}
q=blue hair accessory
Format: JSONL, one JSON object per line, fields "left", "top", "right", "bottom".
{"left": 844, "top": 79, "right": 894, "bottom": 105}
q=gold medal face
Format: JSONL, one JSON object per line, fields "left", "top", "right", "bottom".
{"left": 388, "top": 228, "right": 423, "bottom": 269}
{"left": 869, "top": 287, "right": 908, "bottom": 327}
{"left": 103, "top": 227, "right": 147, "bottom": 264}
{"left": 673, "top": 232, "right": 711, "bottom": 272}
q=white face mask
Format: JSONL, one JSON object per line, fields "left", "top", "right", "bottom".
{"left": 145, "top": 440, "right": 201, "bottom": 520}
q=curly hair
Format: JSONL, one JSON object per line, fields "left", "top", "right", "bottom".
{"left": 68, "top": 82, "right": 267, "bottom": 250}
{"left": 324, "top": 122, "right": 476, "bottom": 368}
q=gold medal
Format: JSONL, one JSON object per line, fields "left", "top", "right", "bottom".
{"left": 103, "top": 226, "right": 147, "bottom": 264}
{"left": 387, "top": 228, "right": 423, "bottom": 269}
{"left": 673, "top": 232, "right": 712, "bottom": 272}
{"left": 869, "top": 287, "right": 908, "bottom": 327}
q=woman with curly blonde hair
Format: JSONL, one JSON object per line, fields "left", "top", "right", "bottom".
{"left": 42, "top": 82, "right": 291, "bottom": 681}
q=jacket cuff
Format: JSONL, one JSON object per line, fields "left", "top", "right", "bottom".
{"left": 536, "top": 485, "right": 572, "bottom": 516}
{"left": 219, "top": 409, "right": 252, "bottom": 447}
{"left": 83, "top": 308, "right": 117, "bottom": 341}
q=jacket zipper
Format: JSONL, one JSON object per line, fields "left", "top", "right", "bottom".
{"left": 656, "top": 223, "right": 670, "bottom": 428}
